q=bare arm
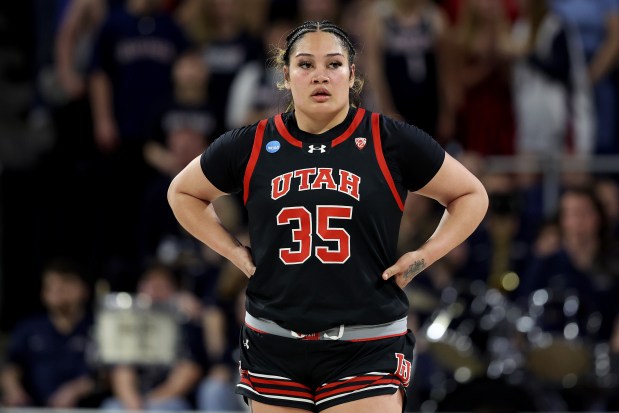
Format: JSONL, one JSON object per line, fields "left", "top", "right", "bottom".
{"left": 55, "top": 0, "right": 85, "bottom": 98}
{"left": 383, "top": 153, "right": 488, "bottom": 287}
{"left": 362, "top": 7, "right": 400, "bottom": 118}
{"left": 147, "top": 360, "right": 203, "bottom": 401}
{"left": 588, "top": 12, "right": 619, "bottom": 84}
{"left": 167, "top": 156, "right": 256, "bottom": 277}
{"left": 110, "top": 366, "right": 143, "bottom": 410}
{"left": 0, "top": 365, "right": 31, "bottom": 406}
{"left": 47, "top": 375, "right": 95, "bottom": 408}
{"left": 55, "top": 0, "right": 100, "bottom": 98}
{"left": 89, "top": 70, "right": 119, "bottom": 152}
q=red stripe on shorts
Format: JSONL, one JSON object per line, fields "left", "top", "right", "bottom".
{"left": 241, "top": 371, "right": 314, "bottom": 399}
{"left": 249, "top": 376, "right": 312, "bottom": 390}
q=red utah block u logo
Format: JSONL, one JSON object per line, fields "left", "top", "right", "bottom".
{"left": 394, "top": 353, "right": 412, "bottom": 387}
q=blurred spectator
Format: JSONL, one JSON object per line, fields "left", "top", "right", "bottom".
{"left": 139, "top": 126, "right": 211, "bottom": 263}
{"left": 441, "top": 0, "right": 516, "bottom": 155}
{"left": 296, "top": 0, "right": 342, "bottom": 23}
{"left": 89, "top": 0, "right": 189, "bottom": 152}
{"left": 440, "top": 0, "right": 519, "bottom": 25}
{"left": 530, "top": 216, "right": 561, "bottom": 258}
{"left": 55, "top": 0, "right": 110, "bottom": 102}
{"left": 137, "top": 50, "right": 230, "bottom": 279}
{"left": 100, "top": 262, "right": 207, "bottom": 411}
{"left": 30, "top": 0, "right": 71, "bottom": 118}
{"left": 195, "top": 272, "right": 247, "bottom": 412}
{"left": 481, "top": 172, "right": 532, "bottom": 290}
{"left": 510, "top": 0, "right": 594, "bottom": 156}
{"left": 198, "top": 0, "right": 262, "bottom": 132}
{"left": 517, "top": 187, "right": 619, "bottom": 342}
{"left": 34, "top": 0, "right": 113, "bottom": 279}
{"left": 514, "top": 186, "right": 619, "bottom": 410}
{"left": 88, "top": 0, "right": 189, "bottom": 289}
{"left": 0, "top": 259, "right": 97, "bottom": 408}
{"left": 594, "top": 176, "right": 619, "bottom": 238}
{"left": 146, "top": 51, "right": 217, "bottom": 159}
{"left": 174, "top": 0, "right": 208, "bottom": 46}
{"left": 363, "top": 0, "right": 447, "bottom": 136}
{"left": 339, "top": 0, "right": 372, "bottom": 48}
{"left": 551, "top": 0, "right": 619, "bottom": 154}
{"left": 225, "top": 2, "right": 296, "bottom": 128}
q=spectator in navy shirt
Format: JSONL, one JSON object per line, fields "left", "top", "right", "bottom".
{"left": 0, "top": 259, "right": 96, "bottom": 407}
{"left": 88, "top": 0, "right": 189, "bottom": 290}
{"left": 516, "top": 186, "right": 619, "bottom": 342}
{"left": 90, "top": 0, "right": 189, "bottom": 149}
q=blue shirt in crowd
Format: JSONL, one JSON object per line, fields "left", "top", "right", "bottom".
{"left": 7, "top": 314, "right": 94, "bottom": 406}
{"left": 551, "top": 0, "right": 619, "bottom": 59}
{"left": 90, "top": 8, "right": 189, "bottom": 141}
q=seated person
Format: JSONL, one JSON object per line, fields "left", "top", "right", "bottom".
{"left": 1, "top": 258, "right": 96, "bottom": 407}
{"left": 100, "top": 262, "right": 207, "bottom": 411}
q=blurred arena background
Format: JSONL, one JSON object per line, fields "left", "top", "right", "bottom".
{"left": 1, "top": 0, "right": 619, "bottom": 411}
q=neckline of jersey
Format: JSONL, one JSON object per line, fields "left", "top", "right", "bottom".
{"left": 276, "top": 107, "right": 365, "bottom": 147}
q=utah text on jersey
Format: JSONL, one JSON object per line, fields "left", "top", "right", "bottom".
{"left": 271, "top": 168, "right": 361, "bottom": 201}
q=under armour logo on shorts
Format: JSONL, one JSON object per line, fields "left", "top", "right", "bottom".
{"left": 243, "top": 339, "right": 250, "bottom": 349}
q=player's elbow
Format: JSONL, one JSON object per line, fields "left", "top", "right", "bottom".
{"left": 167, "top": 175, "right": 182, "bottom": 211}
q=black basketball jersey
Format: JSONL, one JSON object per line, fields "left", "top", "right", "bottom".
{"left": 201, "top": 107, "right": 444, "bottom": 333}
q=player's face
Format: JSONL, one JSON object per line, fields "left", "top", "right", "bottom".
{"left": 285, "top": 31, "right": 355, "bottom": 118}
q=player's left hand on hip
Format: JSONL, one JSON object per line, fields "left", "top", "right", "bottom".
{"left": 382, "top": 251, "right": 427, "bottom": 289}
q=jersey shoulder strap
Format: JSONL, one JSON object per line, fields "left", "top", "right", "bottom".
{"left": 243, "top": 118, "right": 269, "bottom": 204}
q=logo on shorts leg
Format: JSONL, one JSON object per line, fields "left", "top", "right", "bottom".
{"left": 394, "top": 353, "right": 412, "bottom": 387}
{"left": 243, "top": 339, "right": 250, "bottom": 349}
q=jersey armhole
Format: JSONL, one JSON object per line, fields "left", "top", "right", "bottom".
{"left": 242, "top": 119, "right": 268, "bottom": 205}
{"left": 372, "top": 113, "right": 405, "bottom": 211}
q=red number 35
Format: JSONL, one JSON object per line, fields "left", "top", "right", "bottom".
{"left": 276, "top": 206, "right": 352, "bottom": 264}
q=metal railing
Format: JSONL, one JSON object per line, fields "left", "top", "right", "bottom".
{"left": 483, "top": 154, "right": 619, "bottom": 216}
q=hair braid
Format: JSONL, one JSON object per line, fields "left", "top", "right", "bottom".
{"left": 283, "top": 20, "right": 356, "bottom": 64}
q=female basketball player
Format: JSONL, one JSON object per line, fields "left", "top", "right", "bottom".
{"left": 167, "top": 20, "right": 488, "bottom": 413}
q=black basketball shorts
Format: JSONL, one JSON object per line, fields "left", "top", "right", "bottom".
{"left": 235, "top": 324, "right": 416, "bottom": 412}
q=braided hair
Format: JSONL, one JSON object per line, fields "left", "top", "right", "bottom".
{"left": 273, "top": 20, "right": 364, "bottom": 110}
{"left": 283, "top": 20, "right": 356, "bottom": 65}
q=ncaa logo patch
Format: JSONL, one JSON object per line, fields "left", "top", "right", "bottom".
{"left": 266, "top": 140, "right": 281, "bottom": 153}
{"left": 355, "top": 137, "right": 366, "bottom": 150}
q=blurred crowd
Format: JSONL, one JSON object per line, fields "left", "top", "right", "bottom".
{"left": 1, "top": 0, "right": 619, "bottom": 412}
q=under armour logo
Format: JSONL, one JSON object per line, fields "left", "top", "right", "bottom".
{"left": 243, "top": 339, "right": 250, "bottom": 349}
{"left": 307, "top": 144, "right": 327, "bottom": 154}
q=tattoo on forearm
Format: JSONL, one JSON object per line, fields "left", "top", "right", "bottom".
{"left": 403, "top": 259, "right": 425, "bottom": 280}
